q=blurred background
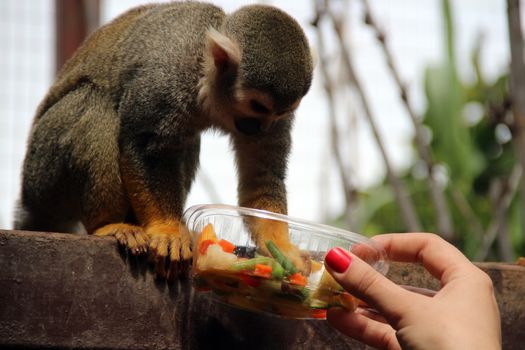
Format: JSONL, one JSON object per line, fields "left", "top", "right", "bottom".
{"left": 1, "top": 0, "right": 523, "bottom": 261}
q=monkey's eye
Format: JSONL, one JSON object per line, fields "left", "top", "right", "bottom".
{"left": 250, "top": 100, "right": 270, "bottom": 114}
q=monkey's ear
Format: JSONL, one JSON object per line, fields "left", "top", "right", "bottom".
{"left": 205, "top": 28, "right": 241, "bottom": 74}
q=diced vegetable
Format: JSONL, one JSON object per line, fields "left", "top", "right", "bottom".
{"left": 218, "top": 239, "right": 236, "bottom": 253}
{"left": 193, "top": 224, "right": 357, "bottom": 319}
{"left": 253, "top": 264, "right": 273, "bottom": 278}
{"left": 199, "top": 239, "right": 215, "bottom": 255}
{"left": 288, "top": 273, "right": 307, "bottom": 286}
{"left": 298, "top": 287, "right": 310, "bottom": 301}
{"left": 230, "top": 256, "right": 274, "bottom": 271}
{"left": 265, "top": 240, "right": 297, "bottom": 275}
{"left": 197, "top": 244, "right": 238, "bottom": 271}
{"left": 317, "top": 268, "right": 343, "bottom": 292}
{"left": 199, "top": 223, "right": 217, "bottom": 243}
{"left": 239, "top": 271, "right": 260, "bottom": 287}
{"left": 310, "top": 309, "right": 327, "bottom": 319}
{"left": 281, "top": 282, "right": 310, "bottom": 301}
{"left": 309, "top": 299, "right": 329, "bottom": 309}
{"left": 310, "top": 260, "right": 323, "bottom": 273}
{"left": 271, "top": 260, "right": 285, "bottom": 279}
{"left": 232, "top": 245, "right": 257, "bottom": 258}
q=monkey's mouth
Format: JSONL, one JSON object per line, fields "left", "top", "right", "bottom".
{"left": 234, "top": 118, "right": 262, "bottom": 136}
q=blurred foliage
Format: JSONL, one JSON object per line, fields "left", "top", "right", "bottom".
{"left": 334, "top": 0, "right": 524, "bottom": 261}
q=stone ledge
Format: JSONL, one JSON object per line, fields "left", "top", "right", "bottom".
{"left": 0, "top": 230, "right": 523, "bottom": 349}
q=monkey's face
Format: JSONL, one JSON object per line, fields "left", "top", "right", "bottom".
{"left": 231, "top": 89, "right": 300, "bottom": 136}
{"left": 199, "top": 7, "right": 313, "bottom": 135}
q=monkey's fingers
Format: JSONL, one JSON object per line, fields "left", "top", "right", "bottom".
{"left": 94, "top": 223, "right": 148, "bottom": 255}
{"left": 146, "top": 224, "right": 193, "bottom": 281}
{"left": 150, "top": 233, "right": 169, "bottom": 257}
{"left": 147, "top": 233, "right": 169, "bottom": 279}
{"left": 252, "top": 219, "right": 309, "bottom": 275}
{"left": 166, "top": 232, "right": 193, "bottom": 281}
{"left": 167, "top": 236, "right": 181, "bottom": 282}
{"left": 178, "top": 228, "right": 193, "bottom": 261}
{"left": 169, "top": 235, "right": 181, "bottom": 261}
{"left": 116, "top": 230, "right": 149, "bottom": 255}
{"left": 280, "top": 243, "right": 309, "bottom": 275}
{"left": 153, "top": 254, "right": 168, "bottom": 280}
{"left": 132, "top": 230, "right": 149, "bottom": 254}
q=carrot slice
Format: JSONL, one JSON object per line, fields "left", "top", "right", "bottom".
{"left": 218, "top": 239, "right": 236, "bottom": 254}
{"left": 289, "top": 273, "right": 307, "bottom": 286}
{"left": 253, "top": 263, "right": 273, "bottom": 279}
{"left": 199, "top": 239, "right": 215, "bottom": 255}
{"left": 311, "top": 309, "right": 327, "bottom": 319}
{"left": 239, "top": 271, "right": 260, "bottom": 287}
{"left": 199, "top": 223, "right": 217, "bottom": 244}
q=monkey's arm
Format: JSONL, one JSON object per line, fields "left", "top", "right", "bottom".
{"left": 233, "top": 118, "right": 306, "bottom": 270}
{"left": 120, "top": 133, "right": 198, "bottom": 278}
{"left": 117, "top": 83, "right": 199, "bottom": 279}
{"left": 234, "top": 119, "right": 290, "bottom": 215}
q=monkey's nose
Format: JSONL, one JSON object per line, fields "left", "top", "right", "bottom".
{"left": 235, "top": 118, "right": 262, "bottom": 136}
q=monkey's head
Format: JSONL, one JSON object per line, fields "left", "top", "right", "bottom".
{"left": 198, "top": 5, "right": 314, "bottom": 136}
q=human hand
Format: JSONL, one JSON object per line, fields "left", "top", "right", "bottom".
{"left": 324, "top": 233, "right": 501, "bottom": 350}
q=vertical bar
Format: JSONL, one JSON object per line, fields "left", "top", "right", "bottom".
{"left": 507, "top": 0, "right": 525, "bottom": 248}
{"left": 55, "top": 0, "right": 100, "bottom": 74}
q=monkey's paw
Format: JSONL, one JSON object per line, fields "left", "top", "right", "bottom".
{"left": 146, "top": 222, "right": 192, "bottom": 282}
{"left": 272, "top": 241, "right": 310, "bottom": 275}
{"left": 254, "top": 219, "right": 310, "bottom": 275}
{"left": 94, "top": 223, "right": 148, "bottom": 255}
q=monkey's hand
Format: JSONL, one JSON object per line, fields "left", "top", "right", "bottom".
{"left": 146, "top": 220, "right": 192, "bottom": 282}
{"left": 95, "top": 223, "right": 149, "bottom": 255}
{"left": 253, "top": 219, "right": 309, "bottom": 275}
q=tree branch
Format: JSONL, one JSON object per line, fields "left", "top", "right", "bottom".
{"left": 312, "top": 0, "right": 356, "bottom": 229}
{"left": 361, "top": 0, "right": 454, "bottom": 240}
{"left": 476, "top": 164, "right": 521, "bottom": 261}
{"left": 324, "top": 1, "right": 422, "bottom": 231}
{"left": 450, "top": 188, "right": 484, "bottom": 238}
{"left": 507, "top": 0, "right": 525, "bottom": 235}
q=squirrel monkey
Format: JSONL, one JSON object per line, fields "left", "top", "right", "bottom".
{"left": 14, "top": 2, "right": 314, "bottom": 279}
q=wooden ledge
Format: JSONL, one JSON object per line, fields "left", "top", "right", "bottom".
{"left": 0, "top": 230, "right": 523, "bottom": 349}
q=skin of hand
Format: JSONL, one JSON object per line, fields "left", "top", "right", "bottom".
{"left": 324, "top": 233, "right": 501, "bottom": 350}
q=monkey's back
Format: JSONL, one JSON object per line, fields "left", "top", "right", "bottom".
{"left": 36, "top": 1, "right": 226, "bottom": 121}
{"left": 17, "top": 2, "right": 227, "bottom": 232}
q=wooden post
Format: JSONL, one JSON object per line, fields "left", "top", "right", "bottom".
{"left": 0, "top": 230, "right": 524, "bottom": 349}
{"left": 55, "top": 0, "right": 100, "bottom": 74}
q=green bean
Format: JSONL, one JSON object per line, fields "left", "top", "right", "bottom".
{"left": 271, "top": 260, "right": 285, "bottom": 279}
{"left": 230, "top": 256, "right": 274, "bottom": 271}
{"left": 265, "top": 240, "right": 297, "bottom": 275}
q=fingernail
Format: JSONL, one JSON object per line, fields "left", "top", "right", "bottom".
{"left": 325, "top": 247, "right": 352, "bottom": 273}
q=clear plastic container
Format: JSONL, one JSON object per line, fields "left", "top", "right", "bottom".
{"left": 183, "top": 204, "right": 389, "bottom": 319}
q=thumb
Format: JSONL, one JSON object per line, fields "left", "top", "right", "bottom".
{"left": 324, "top": 247, "right": 413, "bottom": 321}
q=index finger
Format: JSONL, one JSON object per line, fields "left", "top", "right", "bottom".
{"left": 372, "top": 233, "right": 478, "bottom": 285}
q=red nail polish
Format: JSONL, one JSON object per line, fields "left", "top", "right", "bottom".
{"left": 325, "top": 247, "right": 352, "bottom": 273}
